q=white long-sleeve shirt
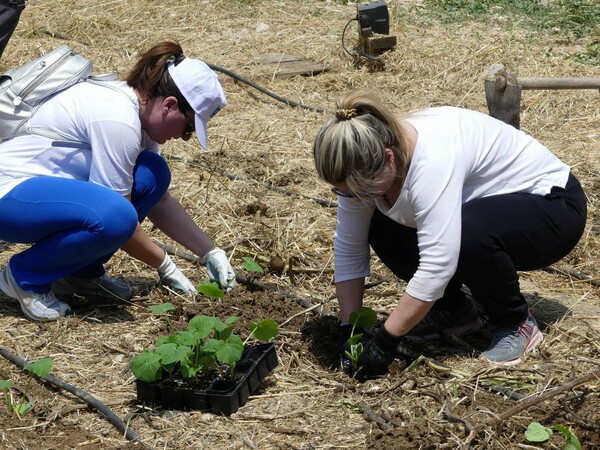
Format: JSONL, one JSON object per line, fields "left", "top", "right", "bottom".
{"left": 334, "top": 106, "right": 570, "bottom": 301}
{"left": 0, "top": 81, "right": 159, "bottom": 199}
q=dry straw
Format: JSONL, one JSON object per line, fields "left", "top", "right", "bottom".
{"left": 0, "top": 0, "right": 598, "bottom": 449}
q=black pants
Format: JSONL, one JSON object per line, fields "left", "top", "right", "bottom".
{"left": 368, "top": 173, "right": 587, "bottom": 327}
{"left": 0, "top": 0, "right": 25, "bottom": 59}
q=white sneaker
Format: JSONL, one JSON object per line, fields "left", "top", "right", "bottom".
{"left": 0, "top": 265, "right": 71, "bottom": 321}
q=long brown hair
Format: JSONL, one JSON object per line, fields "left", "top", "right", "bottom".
{"left": 124, "top": 41, "right": 191, "bottom": 112}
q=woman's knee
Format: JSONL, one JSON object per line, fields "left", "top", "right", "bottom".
{"left": 133, "top": 151, "right": 171, "bottom": 198}
{"left": 96, "top": 195, "right": 138, "bottom": 246}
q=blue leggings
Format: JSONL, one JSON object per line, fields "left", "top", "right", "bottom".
{"left": 368, "top": 173, "right": 587, "bottom": 327}
{"left": 0, "top": 151, "right": 171, "bottom": 293}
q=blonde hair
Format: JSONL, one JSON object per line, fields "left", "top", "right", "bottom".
{"left": 313, "top": 91, "right": 411, "bottom": 199}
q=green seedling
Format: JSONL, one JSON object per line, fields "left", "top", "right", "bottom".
{"left": 131, "top": 314, "right": 279, "bottom": 383}
{"left": 346, "top": 306, "right": 377, "bottom": 372}
{"left": 524, "top": 422, "right": 582, "bottom": 450}
{"left": 0, "top": 357, "right": 54, "bottom": 419}
{"left": 196, "top": 281, "right": 225, "bottom": 316}
{"left": 245, "top": 319, "right": 278, "bottom": 345}
{"left": 148, "top": 302, "right": 176, "bottom": 333}
{"left": 242, "top": 257, "right": 264, "bottom": 274}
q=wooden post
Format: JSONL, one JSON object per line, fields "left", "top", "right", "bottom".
{"left": 485, "top": 64, "right": 600, "bottom": 129}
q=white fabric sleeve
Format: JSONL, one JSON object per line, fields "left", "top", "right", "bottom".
{"left": 333, "top": 196, "right": 375, "bottom": 283}
{"left": 404, "top": 141, "right": 466, "bottom": 301}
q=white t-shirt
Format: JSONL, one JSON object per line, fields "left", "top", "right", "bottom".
{"left": 0, "top": 80, "right": 160, "bottom": 198}
{"left": 334, "top": 106, "right": 570, "bottom": 301}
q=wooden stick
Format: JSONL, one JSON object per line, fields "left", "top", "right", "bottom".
{"left": 517, "top": 77, "right": 600, "bottom": 90}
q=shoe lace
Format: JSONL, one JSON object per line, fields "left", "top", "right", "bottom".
{"left": 38, "top": 292, "right": 61, "bottom": 308}
{"left": 491, "top": 322, "right": 533, "bottom": 349}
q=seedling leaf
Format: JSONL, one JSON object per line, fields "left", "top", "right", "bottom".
{"left": 131, "top": 351, "right": 162, "bottom": 383}
{"left": 242, "top": 257, "right": 264, "bottom": 273}
{"left": 175, "top": 330, "right": 198, "bottom": 347}
{"left": 189, "top": 315, "right": 226, "bottom": 338}
{"left": 149, "top": 303, "right": 175, "bottom": 314}
{"left": 248, "top": 319, "right": 279, "bottom": 342}
{"left": 551, "top": 425, "right": 581, "bottom": 450}
{"left": 0, "top": 380, "right": 14, "bottom": 390}
{"left": 525, "top": 422, "right": 552, "bottom": 443}
{"left": 215, "top": 335, "right": 244, "bottom": 365}
{"left": 349, "top": 307, "right": 377, "bottom": 330}
{"left": 196, "top": 281, "right": 224, "bottom": 299}
{"left": 225, "top": 316, "right": 239, "bottom": 325}
{"left": 218, "top": 326, "right": 234, "bottom": 341}
{"left": 14, "top": 402, "right": 31, "bottom": 417}
{"left": 24, "top": 357, "right": 53, "bottom": 378}
{"left": 157, "top": 344, "right": 192, "bottom": 366}
{"left": 347, "top": 333, "right": 363, "bottom": 346}
{"left": 156, "top": 335, "right": 177, "bottom": 346}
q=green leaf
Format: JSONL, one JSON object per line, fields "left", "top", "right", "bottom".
{"left": 551, "top": 425, "right": 581, "bottom": 450}
{"left": 148, "top": 303, "right": 175, "bottom": 314}
{"left": 189, "top": 315, "right": 226, "bottom": 338}
{"left": 175, "top": 330, "right": 198, "bottom": 347}
{"left": 179, "top": 360, "right": 196, "bottom": 379}
{"left": 24, "top": 357, "right": 54, "bottom": 378}
{"left": 157, "top": 344, "right": 192, "bottom": 366}
{"left": 217, "top": 326, "right": 234, "bottom": 341}
{"left": 195, "top": 354, "right": 217, "bottom": 372}
{"left": 196, "top": 281, "right": 224, "bottom": 299}
{"left": 130, "top": 350, "right": 163, "bottom": 383}
{"left": 215, "top": 335, "right": 244, "bottom": 365}
{"left": 225, "top": 316, "right": 239, "bottom": 325}
{"left": 525, "top": 422, "right": 552, "bottom": 443}
{"left": 349, "top": 307, "right": 377, "bottom": 330}
{"left": 14, "top": 402, "right": 32, "bottom": 417}
{"left": 203, "top": 338, "right": 221, "bottom": 354}
{"left": 347, "top": 333, "right": 363, "bottom": 346}
{"left": 242, "top": 257, "right": 264, "bottom": 273}
{"left": 248, "top": 319, "right": 279, "bottom": 341}
{"left": 156, "top": 334, "right": 177, "bottom": 347}
{"left": 0, "top": 380, "right": 14, "bottom": 390}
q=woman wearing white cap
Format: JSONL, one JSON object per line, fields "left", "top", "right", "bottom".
{"left": 0, "top": 41, "right": 236, "bottom": 321}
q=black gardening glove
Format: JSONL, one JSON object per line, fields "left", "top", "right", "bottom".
{"left": 337, "top": 323, "right": 373, "bottom": 377}
{"left": 355, "top": 326, "right": 402, "bottom": 381}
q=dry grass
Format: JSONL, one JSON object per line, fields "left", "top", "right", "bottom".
{"left": 0, "top": 0, "right": 598, "bottom": 449}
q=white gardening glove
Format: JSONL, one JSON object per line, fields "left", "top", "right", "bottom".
{"left": 200, "top": 248, "right": 236, "bottom": 293}
{"left": 157, "top": 253, "right": 197, "bottom": 294}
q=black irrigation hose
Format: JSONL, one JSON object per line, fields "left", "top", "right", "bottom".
{"left": 207, "top": 63, "right": 329, "bottom": 114}
{"left": 543, "top": 266, "right": 600, "bottom": 288}
{"left": 0, "top": 347, "right": 144, "bottom": 445}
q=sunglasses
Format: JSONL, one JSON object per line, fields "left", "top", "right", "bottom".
{"left": 331, "top": 187, "right": 356, "bottom": 198}
{"left": 183, "top": 110, "right": 195, "bottom": 136}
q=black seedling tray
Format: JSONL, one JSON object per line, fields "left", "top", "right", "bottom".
{"left": 136, "top": 342, "right": 277, "bottom": 415}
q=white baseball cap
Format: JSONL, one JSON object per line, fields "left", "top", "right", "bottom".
{"left": 167, "top": 57, "right": 226, "bottom": 149}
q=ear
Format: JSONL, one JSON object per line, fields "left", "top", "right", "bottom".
{"left": 384, "top": 148, "right": 395, "bottom": 165}
{"left": 161, "top": 96, "right": 179, "bottom": 114}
